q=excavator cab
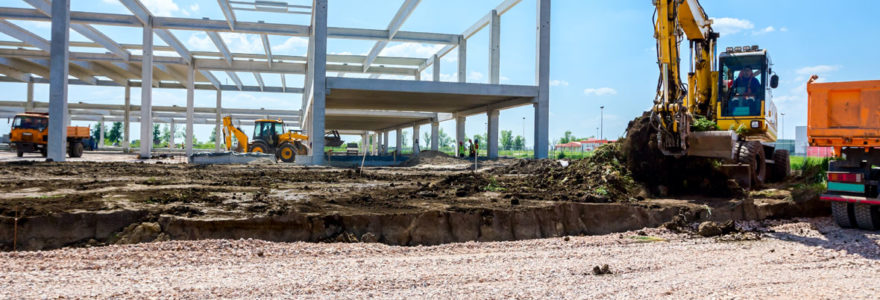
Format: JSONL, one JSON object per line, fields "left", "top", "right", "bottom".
{"left": 716, "top": 46, "right": 780, "bottom": 141}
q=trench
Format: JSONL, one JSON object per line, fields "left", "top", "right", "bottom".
{"left": 0, "top": 197, "right": 828, "bottom": 251}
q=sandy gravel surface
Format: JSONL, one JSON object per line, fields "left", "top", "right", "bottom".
{"left": 2, "top": 217, "right": 879, "bottom": 299}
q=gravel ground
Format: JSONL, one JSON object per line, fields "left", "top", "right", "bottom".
{"left": 2, "top": 217, "right": 880, "bottom": 299}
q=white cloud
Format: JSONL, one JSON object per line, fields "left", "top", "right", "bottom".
{"left": 141, "top": 0, "right": 181, "bottom": 16}
{"left": 189, "top": 4, "right": 200, "bottom": 12}
{"left": 795, "top": 65, "right": 840, "bottom": 76}
{"left": 584, "top": 87, "right": 617, "bottom": 96}
{"left": 753, "top": 26, "right": 775, "bottom": 35}
{"left": 273, "top": 37, "right": 309, "bottom": 53}
{"left": 780, "top": 27, "right": 789, "bottom": 32}
{"left": 500, "top": 75, "right": 510, "bottom": 82}
{"left": 186, "top": 33, "right": 217, "bottom": 51}
{"left": 711, "top": 17, "right": 754, "bottom": 35}
{"left": 468, "top": 71, "right": 484, "bottom": 82}
{"left": 550, "top": 79, "right": 569, "bottom": 87}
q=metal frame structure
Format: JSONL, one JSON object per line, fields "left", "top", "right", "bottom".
{"left": 0, "top": 0, "right": 550, "bottom": 163}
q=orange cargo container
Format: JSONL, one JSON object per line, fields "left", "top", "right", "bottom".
{"left": 807, "top": 78, "right": 880, "bottom": 153}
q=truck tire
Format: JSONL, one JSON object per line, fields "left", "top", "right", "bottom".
{"left": 16, "top": 145, "right": 23, "bottom": 157}
{"left": 68, "top": 142, "right": 84, "bottom": 158}
{"left": 736, "top": 141, "right": 766, "bottom": 188}
{"left": 278, "top": 143, "right": 296, "bottom": 163}
{"left": 770, "top": 149, "right": 790, "bottom": 182}
{"left": 831, "top": 202, "right": 855, "bottom": 228}
{"left": 854, "top": 203, "right": 880, "bottom": 230}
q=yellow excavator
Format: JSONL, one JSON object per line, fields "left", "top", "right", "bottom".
{"left": 221, "top": 116, "right": 309, "bottom": 163}
{"left": 643, "top": 0, "right": 789, "bottom": 188}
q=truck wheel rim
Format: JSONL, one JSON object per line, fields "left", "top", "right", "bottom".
{"left": 252, "top": 146, "right": 264, "bottom": 153}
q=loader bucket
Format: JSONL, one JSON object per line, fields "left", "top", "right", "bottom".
{"left": 686, "top": 130, "right": 738, "bottom": 159}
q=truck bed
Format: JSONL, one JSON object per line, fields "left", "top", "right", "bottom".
{"left": 807, "top": 79, "right": 880, "bottom": 148}
{"left": 66, "top": 126, "right": 90, "bottom": 139}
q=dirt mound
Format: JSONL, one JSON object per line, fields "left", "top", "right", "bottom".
{"left": 533, "top": 143, "right": 642, "bottom": 201}
{"left": 493, "top": 159, "right": 564, "bottom": 175}
{"left": 621, "top": 113, "right": 742, "bottom": 197}
{"left": 399, "top": 150, "right": 467, "bottom": 167}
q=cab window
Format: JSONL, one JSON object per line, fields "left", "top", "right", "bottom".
{"left": 720, "top": 56, "right": 766, "bottom": 117}
{"left": 274, "top": 122, "right": 284, "bottom": 136}
{"left": 12, "top": 116, "right": 47, "bottom": 131}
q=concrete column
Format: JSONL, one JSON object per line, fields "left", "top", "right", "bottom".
{"left": 412, "top": 125, "right": 420, "bottom": 154}
{"left": 488, "top": 109, "right": 499, "bottom": 159}
{"left": 361, "top": 133, "right": 368, "bottom": 154}
{"left": 169, "top": 120, "right": 175, "bottom": 149}
{"left": 432, "top": 54, "right": 440, "bottom": 82}
{"left": 489, "top": 9, "right": 500, "bottom": 84}
{"left": 123, "top": 84, "right": 130, "bottom": 152}
{"left": 47, "top": 0, "right": 70, "bottom": 162}
{"left": 534, "top": 0, "right": 550, "bottom": 159}
{"left": 308, "top": 0, "right": 328, "bottom": 164}
{"left": 371, "top": 133, "right": 377, "bottom": 155}
{"left": 26, "top": 79, "right": 34, "bottom": 111}
{"left": 98, "top": 117, "right": 104, "bottom": 148}
{"left": 139, "top": 18, "right": 154, "bottom": 158}
{"left": 185, "top": 62, "right": 194, "bottom": 156}
{"left": 395, "top": 128, "right": 403, "bottom": 155}
{"left": 414, "top": 71, "right": 420, "bottom": 81}
{"left": 383, "top": 131, "right": 389, "bottom": 155}
{"left": 458, "top": 38, "right": 467, "bottom": 83}
{"left": 215, "top": 90, "right": 222, "bottom": 152}
{"left": 430, "top": 120, "right": 439, "bottom": 151}
{"left": 456, "top": 116, "right": 466, "bottom": 151}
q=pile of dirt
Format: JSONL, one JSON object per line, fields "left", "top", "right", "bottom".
{"left": 620, "top": 113, "right": 743, "bottom": 197}
{"left": 399, "top": 151, "right": 467, "bottom": 167}
{"left": 535, "top": 143, "right": 642, "bottom": 202}
{"left": 493, "top": 159, "right": 564, "bottom": 175}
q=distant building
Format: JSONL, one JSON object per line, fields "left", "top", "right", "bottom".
{"left": 774, "top": 139, "right": 795, "bottom": 153}
{"left": 554, "top": 138, "right": 616, "bottom": 151}
{"left": 795, "top": 126, "right": 808, "bottom": 155}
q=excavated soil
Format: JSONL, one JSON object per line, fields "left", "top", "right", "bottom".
{"left": 0, "top": 154, "right": 827, "bottom": 250}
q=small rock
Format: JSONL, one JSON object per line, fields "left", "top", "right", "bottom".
{"left": 510, "top": 198, "right": 520, "bottom": 206}
{"left": 592, "top": 264, "right": 612, "bottom": 275}
{"left": 257, "top": 251, "right": 264, "bottom": 257}
{"left": 361, "top": 232, "right": 378, "bottom": 243}
{"left": 563, "top": 236, "right": 570, "bottom": 242}
{"left": 698, "top": 221, "right": 723, "bottom": 237}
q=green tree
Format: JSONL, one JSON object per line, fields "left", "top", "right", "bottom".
{"left": 90, "top": 123, "right": 107, "bottom": 142}
{"left": 400, "top": 131, "right": 409, "bottom": 148}
{"left": 560, "top": 130, "right": 575, "bottom": 144}
{"left": 107, "top": 122, "right": 122, "bottom": 145}
{"left": 513, "top": 135, "right": 525, "bottom": 150}
{"left": 152, "top": 124, "right": 161, "bottom": 145}
{"left": 160, "top": 125, "right": 172, "bottom": 146}
{"left": 209, "top": 127, "right": 217, "bottom": 143}
{"left": 500, "top": 130, "right": 513, "bottom": 150}
{"left": 439, "top": 128, "right": 453, "bottom": 150}
{"left": 423, "top": 131, "right": 431, "bottom": 149}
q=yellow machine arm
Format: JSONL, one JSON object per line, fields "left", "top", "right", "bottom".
{"left": 222, "top": 116, "right": 249, "bottom": 152}
{"left": 653, "top": 0, "right": 719, "bottom": 156}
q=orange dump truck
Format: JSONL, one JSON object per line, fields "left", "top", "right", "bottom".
{"left": 9, "top": 112, "right": 89, "bottom": 158}
{"left": 807, "top": 76, "right": 880, "bottom": 229}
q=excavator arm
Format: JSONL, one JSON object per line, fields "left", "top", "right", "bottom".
{"left": 222, "top": 116, "right": 249, "bottom": 153}
{"left": 653, "top": 0, "right": 719, "bottom": 156}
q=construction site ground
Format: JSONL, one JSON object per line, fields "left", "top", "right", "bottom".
{"left": 1, "top": 150, "right": 828, "bottom": 251}
{"left": 2, "top": 218, "right": 878, "bottom": 298}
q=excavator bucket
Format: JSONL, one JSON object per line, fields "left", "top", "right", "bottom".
{"left": 686, "top": 130, "right": 738, "bottom": 159}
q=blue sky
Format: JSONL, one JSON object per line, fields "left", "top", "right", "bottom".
{"left": 1, "top": 0, "right": 879, "bottom": 147}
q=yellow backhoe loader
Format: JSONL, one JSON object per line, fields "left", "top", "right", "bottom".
{"left": 221, "top": 116, "right": 309, "bottom": 163}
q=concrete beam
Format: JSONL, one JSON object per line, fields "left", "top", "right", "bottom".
{"left": 458, "top": 38, "right": 467, "bottom": 83}
{"left": 309, "top": 0, "right": 328, "bottom": 164}
{"left": 432, "top": 54, "right": 440, "bottom": 82}
{"left": 47, "top": 0, "right": 70, "bottom": 161}
{"left": 123, "top": 84, "right": 130, "bottom": 152}
{"left": 185, "top": 60, "right": 194, "bottom": 156}
{"left": 215, "top": 90, "right": 222, "bottom": 152}
{"left": 0, "top": 19, "right": 50, "bottom": 52}
{"left": 362, "top": 0, "right": 421, "bottom": 72}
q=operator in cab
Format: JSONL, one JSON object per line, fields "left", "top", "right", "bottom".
{"left": 726, "top": 65, "right": 764, "bottom": 116}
